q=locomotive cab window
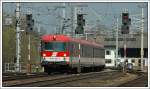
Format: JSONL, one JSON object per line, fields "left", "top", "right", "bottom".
{"left": 44, "top": 42, "right": 66, "bottom": 51}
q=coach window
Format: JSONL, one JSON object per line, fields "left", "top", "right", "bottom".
{"left": 105, "top": 59, "right": 111, "bottom": 63}
{"left": 106, "top": 50, "right": 110, "bottom": 55}
{"left": 81, "top": 47, "right": 83, "bottom": 57}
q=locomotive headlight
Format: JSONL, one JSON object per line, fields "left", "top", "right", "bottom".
{"left": 43, "top": 53, "right": 46, "bottom": 57}
{"left": 64, "top": 54, "right": 66, "bottom": 57}
{"left": 53, "top": 35, "right": 56, "bottom": 40}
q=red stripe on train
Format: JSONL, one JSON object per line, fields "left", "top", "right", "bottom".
{"left": 41, "top": 51, "right": 70, "bottom": 57}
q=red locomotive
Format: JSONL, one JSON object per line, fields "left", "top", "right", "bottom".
{"left": 41, "top": 34, "right": 105, "bottom": 74}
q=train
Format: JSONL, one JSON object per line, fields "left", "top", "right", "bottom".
{"left": 40, "top": 34, "right": 105, "bottom": 74}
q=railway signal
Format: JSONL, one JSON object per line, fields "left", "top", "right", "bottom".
{"left": 121, "top": 12, "right": 131, "bottom": 34}
{"left": 121, "top": 10, "right": 132, "bottom": 73}
{"left": 26, "top": 13, "right": 34, "bottom": 74}
{"left": 26, "top": 14, "right": 34, "bottom": 33}
{"left": 75, "top": 14, "right": 85, "bottom": 34}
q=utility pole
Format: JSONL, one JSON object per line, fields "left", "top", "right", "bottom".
{"left": 123, "top": 37, "right": 126, "bottom": 72}
{"left": 78, "top": 43, "right": 81, "bottom": 73}
{"left": 122, "top": 9, "right": 128, "bottom": 73}
{"left": 62, "top": 3, "right": 66, "bottom": 20}
{"left": 27, "top": 9, "right": 32, "bottom": 74}
{"left": 141, "top": 8, "right": 144, "bottom": 71}
{"left": 115, "top": 17, "right": 119, "bottom": 68}
{"left": 85, "top": 33, "right": 88, "bottom": 40}
{"left": 62, "top": 2, "right": 66, "bottom": 34}
{"left": 15, "top": 3, "right": 21, "bottom": 72}
{"left": 74, "top": 6, "right": 77, "bottom": 33}
{"left": 37, "top": 22, "right": 41, "bottom": 34}
{"left": 71, "top": 3, "right": 76, "bottom": 37}
{"left": 70, "top": 3, "right": 76, "bottom": 68}
{"left": 27, "top": 34, "right": 31, "bottom": 74}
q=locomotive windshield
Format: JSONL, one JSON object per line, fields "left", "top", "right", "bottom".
{"left": 43, "top": 42, "right": 66, "bottom": 51}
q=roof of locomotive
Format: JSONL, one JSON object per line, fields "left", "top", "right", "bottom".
{"left": 41, "top": 34, "right": 104, "bottom": 48}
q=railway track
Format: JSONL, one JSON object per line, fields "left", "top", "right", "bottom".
{"left": 118, "top": 73, "right": 148, "bottom": 87}
{"left": 3, "top": 70, "right": 118, "bottom": 87}
{"left": 52, "top": 71, "right": 147, "bottom": 87}
{"left": 4, "top": 70, "right": 146, "bottom": 87}
{"left": 2, "top": 72, "right": 48, "bottom": 81}
{"left": 46, "top": 71, "right": 125, "bottom": 87}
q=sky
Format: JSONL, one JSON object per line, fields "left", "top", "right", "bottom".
{"left": 2, "top": 2, "right": 148, "bottom": 34}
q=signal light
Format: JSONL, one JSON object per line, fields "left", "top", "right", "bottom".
{"left": 121, "top": 25, "right": 129, "bottom": 34}
{"left": 75, "top": 14, "right": 85, "bottom": 34}
{"left": 122, "top": 13, "right": 129, "bottom": 25}
{"left": 121, "top": 12, "right": 131, "bottom": 34}
{"left": 26, "top": 14, "right": 34, "bottom": 34}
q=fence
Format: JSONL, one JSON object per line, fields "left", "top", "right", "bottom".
{"left": 3, "top": 62, "right": 44, "bottom": 73}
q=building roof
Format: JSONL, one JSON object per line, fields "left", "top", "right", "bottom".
{"left": 96, "top": 33, "right": 148, "bottom": 48}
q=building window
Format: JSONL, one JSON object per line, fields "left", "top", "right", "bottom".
{"left": 138, "top": 59, "right": 141, "bottom": 66}
{"left": 105, "top": 59, "right": 111, "bottom": 63}
{"left": 106, "top": 50, "right": 110, "bottom": 55}
{"left": 138, "top": 59, "right": 141, "bottom": 63}
{"left": 132, "top": 59, "right": 135, "bottom": 63}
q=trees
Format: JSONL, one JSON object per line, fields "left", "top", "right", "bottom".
{"left": 2, "top": 14, "right": 41, "bottom": 66}
{"left": 2, "top": 26, "right": 16, "bottom": 63}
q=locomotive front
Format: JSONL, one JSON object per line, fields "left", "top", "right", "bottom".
{"left": 41, "top": 35, "right": 70, "bottom": 73}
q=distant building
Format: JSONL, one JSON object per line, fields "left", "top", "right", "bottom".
{"left": 75, "top": 24, "right": 148, "bottom": 70}
{"left": 85, "top": 30, "right": 148, "bottom": 70}
{"left": 105, "top": 48, "right": 116, "bottom": 67}
{"left": 4, "top": 17, "right": 13, "bottom": 25}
